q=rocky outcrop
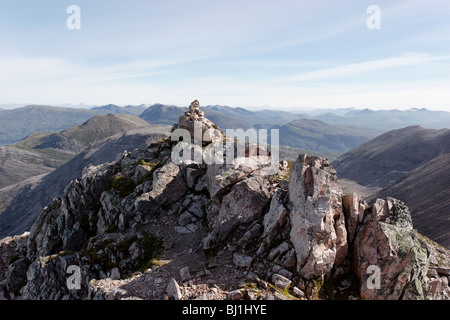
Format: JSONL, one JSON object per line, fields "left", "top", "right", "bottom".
{"left": 287, "top": 154, "right": 347, "bottom": 279}
{"left": 0, "top": 102, "right": 449, "bottom": 301}
{"left": 352, "top": 197, "right": 450, "bottom": 300}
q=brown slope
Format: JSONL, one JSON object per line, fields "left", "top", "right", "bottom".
{"left": 370, "top": 153, "right": 450, "bottom": 248}
{"left": 333, "top": 126, "right": 450, "bottom": 188}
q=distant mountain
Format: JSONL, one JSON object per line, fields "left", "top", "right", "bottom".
{"left": 91, "top": 104, "right": 147, "bottom": 116}
{"left": 272, "top": 119, "right": 378, "bottom": 154}
{"left": 0, "top": 105, "right": 110, "bottom": 145}
{"left": 0, "top": 114, "right": 150, "bottom": 189}
{"left": 0, "top": 125, "right": 171, "bottom": 238}
{"left": 204, "top": 105, "right": 309, "bottom": 126}
{"left": 333, "top": 126, "right": 450, "bottom": 188}
{"left": 314, "top": 108, "right": 450, "bottom": 131}
{"left": 139, "top": 104, "right": 187, "bottom": 125}
{"left": 371, "top": 153, "right": 450, "bottom": 247}
{"left": 139, "top": 104, "right": 253, "bottom": 130}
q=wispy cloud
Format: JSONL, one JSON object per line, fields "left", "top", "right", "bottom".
{"left": 271, "top": 53, "right": 450, "bottom": 83}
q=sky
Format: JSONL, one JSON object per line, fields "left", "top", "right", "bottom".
{"left": 0, "top": 0, "right": 450, "bottom": 111}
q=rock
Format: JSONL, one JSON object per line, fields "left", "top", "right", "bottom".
{"left": 262, "top": 188, "right": 287, "bottom": 244}
{"left": 167, "top": 278, "right": 182, "bottom": 300}
{"left": 135, "top": 162, "right": 187, "bottom": 214}
{"left": 267, "top": 241, "right": 289, "bottom": 261}
{"left": 272, "top": 273, "right": 291, "bottom": 290}
{"left": 353, "top": 197, "right": 450, "bottom": 300}
{"left": 178, "top": 212, "right": 195, "bottom": 226}
{"left": 177, "top": 100, "right": 224, "bottom": 144}
{"left": 233, "top": 253, "right": 253, "bottom": 268}
{"left": 287, "top": 154, "right": 348, "bottom": 280}
{"left": 293, "top": 286, "right": 305, "bottom": 298}
{"left": 132, "top": 164, "right": 153, "bottom": 183}
{"left": 180, "top": 266, "right": 191, "bottom": 281}
{"left": 5, "top": 258, "right": 29, "bottom": 294}
{"left": 227, "top": 289, "right": 244, "bottom": 300}
{"left": 203, "top": 176, "right": 270, "bottom": 249}
{"left": 342, "top": 193, "right": 365, "bottom": 243}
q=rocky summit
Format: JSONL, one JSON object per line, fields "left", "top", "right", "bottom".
{"left": 0, "top": 101, "right": 449, "bottom": 300}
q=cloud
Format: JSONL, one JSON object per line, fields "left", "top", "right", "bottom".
{"left": 271, "top": 53, "right": 450, "bottom": 83}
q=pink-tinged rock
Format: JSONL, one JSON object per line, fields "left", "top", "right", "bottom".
{"left": 287, "top": 154, "right": 347, "bottom": 280}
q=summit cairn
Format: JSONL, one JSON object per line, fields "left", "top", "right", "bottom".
{"left": 177, "top": 100, "right": 224, "bottom": 143}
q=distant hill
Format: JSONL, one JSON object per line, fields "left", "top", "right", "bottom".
{"left": 0, "top": 105, "right": 109, "bottom": 145}
{"left": 314, "top": 108, "right": 450, "bottom": 131}
{"left": 371, "top": 153, "right": 450, "bottom": 247}
{"left": 0, "top": 125, "right": 171, "bottom": 238}
{"left": 91, "top": 104, "right": 147, "bottom": 116}
{"left": 333, "top": 126, "right": 450, "bottom": 188}
{"left": 0, "top": 114, "right": 150, "bottom": 189}
{"left": 272, "top": 119, "right": 378, "bottom": 154}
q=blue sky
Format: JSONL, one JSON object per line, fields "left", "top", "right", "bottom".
{"left": 0, "top": 0, "right": 449, "bottom": 111}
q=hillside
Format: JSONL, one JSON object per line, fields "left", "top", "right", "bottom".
{"left": 0, "top": 105, "right": 109, "bottom": 145}
{"left": 333, "top": 126, "right": 450, "bottom": 188}
{"left": 0, "top": 114, "right": 150, "bottom": 189}
{"left": 371, "top": 153, "right": 450, "bottom": 247}
{"left": 273, "top": 119, "right": 378, "bottom": 154}
{"left": 0, "top": 125, "right": 171, "bottom": 238}
{"left": 314, "top": 108, "right": 450, "bottom": 131}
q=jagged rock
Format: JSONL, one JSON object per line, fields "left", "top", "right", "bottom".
{"left": 135, "top": 162, "right": 187, "bottom": 214}
{"left": 353, "top": 197, "right": 450, "bottom": 300}
{"left": 342, "top": 193, "right": 366, "bottom": 243}
{"left": 203, "top": 176, "right": 270, "bottom": 249}
{"left": 288, "top": 154, "right": 348, "bottom": 280}
{"left": 262, "top": 188, "right": 287, "bottom": 244}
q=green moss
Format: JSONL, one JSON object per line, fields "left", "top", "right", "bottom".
{"left": 111, "top": 175, "right": 136, "bottom": 197}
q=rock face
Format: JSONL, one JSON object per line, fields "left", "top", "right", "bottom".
{"left": 288, "top": 154, "right": 347, "bottom": 279}
{"left": 0, "top": 102, "right": 449, "bottom": 301}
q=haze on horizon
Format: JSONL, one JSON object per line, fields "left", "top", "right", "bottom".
{"left": 1, "top": 0, "right": 450, "bottom": 112}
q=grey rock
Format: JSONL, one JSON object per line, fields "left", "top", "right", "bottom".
{"left": 167, "top": 278, "right": 182, "bottom": 300}
{"left": 272, "top": 273, "right": 291, "bottom": 290}
{"left": 233, "top": 253, "right": 253, "bottom": 268}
